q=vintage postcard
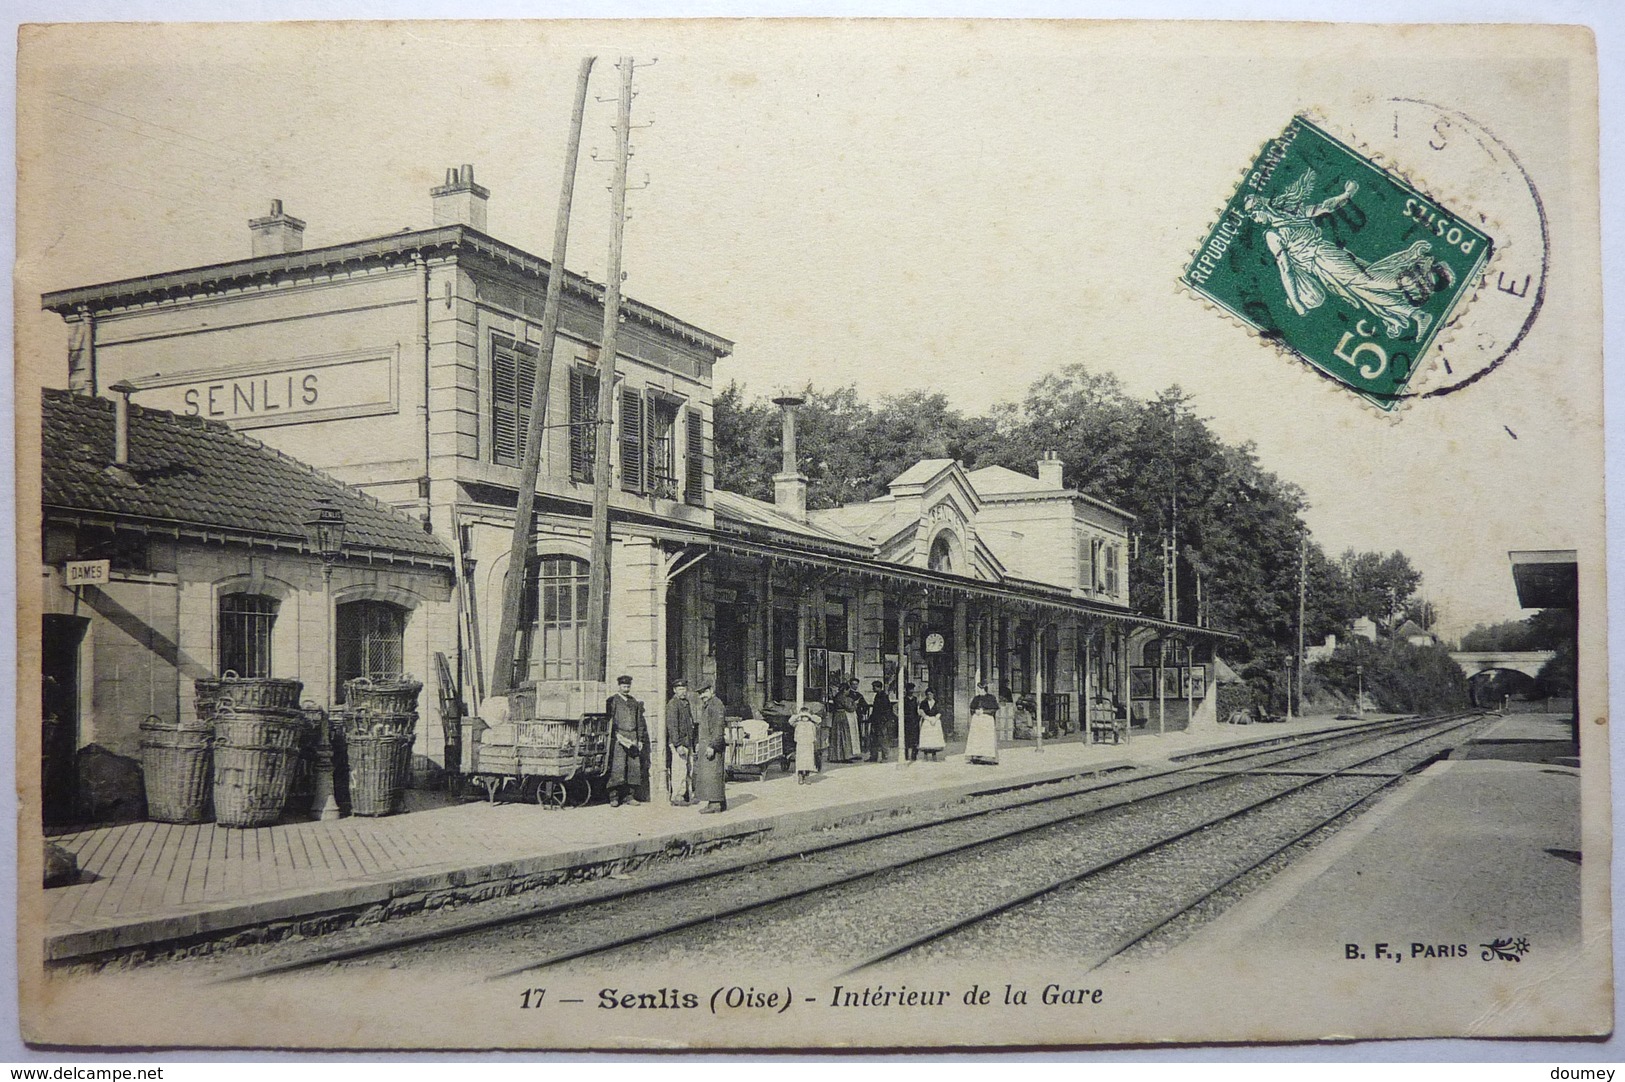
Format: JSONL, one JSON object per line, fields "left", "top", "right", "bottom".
{"left": 12, "top": 19, "right": 1609, "bottom": 1049}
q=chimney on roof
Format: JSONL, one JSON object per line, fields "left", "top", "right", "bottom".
{"left": 772, "top": 394, "right": 808, "bottom": 523}
{"left": 110, "top": 380, "right": 137, "bottom": 466}
{"left": 249, "top": 199, "right": 306, "bottom": 257}
{"left": 431, "top": 164, "right": 489, "bottom": 232}
{"left": 1037, "top": 451, "right": 1064, "bottom": 489}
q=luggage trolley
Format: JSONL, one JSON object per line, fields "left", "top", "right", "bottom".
{"left": 461, "top": 681, "right": 612, "bottom": 807}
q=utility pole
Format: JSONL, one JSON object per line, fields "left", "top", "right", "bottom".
{"left": 1296, "top": 532, "right": 1308, "bottom": 718}
{"left": 491, "top": 56, "right": 595, "bottom": 697}
{"left": 584, "top": 56, "right": 635, "bottom": 685}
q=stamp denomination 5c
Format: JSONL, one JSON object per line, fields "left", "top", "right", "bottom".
{"left": 1185, "top": 116, "right": 1493, "bottom": 411}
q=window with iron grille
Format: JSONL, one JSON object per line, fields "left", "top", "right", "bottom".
{"left": 648, "top": 398, "right": 680, "bottom": 499}
{"left": 526, "top": 556, "right": 591, "bottom": 682}
{"left": 335, "top": 600, "right": 407, "bottom": 702}
{"left": 490, "top": 334, "right": 539, "bottom": 467}
{"left": 219, "top": 593, "right": 278, "bottom": 678}
{"left": 684, "top": 407, "right": 706, "bottom": 506}
{"left": 619, "top": 387, "right": 646, "bottom": 493}
{"left": 568, "top": 367, "right": 600, "bottom": 483}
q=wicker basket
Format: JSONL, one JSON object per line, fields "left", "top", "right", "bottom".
{"left": 139, "top": 715, "right": 213, "bottom": 824}
{"left": 213, "top": 741, "right": 298, "bottom": 827}
{"left": 194, "top": 677, "right": 225, "bottom": 724}
{"left": 344, "top": 712, "right": 417, "bottom": 739}
{"left": 215, "top": 676, "right": 304, "bottom": 712}
{"left": 346, "top": 732, "right": 413, "bottom": 817}
{"left": 213, "top": 705, "right": 304, "bottom": 752}
{"left": 344, "top": 675, "right": 423, "bottom": 717}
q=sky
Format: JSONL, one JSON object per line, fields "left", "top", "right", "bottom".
{"left": 13, "top": 18, "right": 1607, "bottom": 640}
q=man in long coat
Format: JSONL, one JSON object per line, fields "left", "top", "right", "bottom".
{"left": 868, "top": 680, "right": 895, "bottom": 762}
{"left": 605, "top": 675, "right": 649, "bottom": 807}
{"left": 694, "top": 681, "right": 729, "bottom": 814}
{"left": 665, "top": 678, "right": 697, "bottom": 805}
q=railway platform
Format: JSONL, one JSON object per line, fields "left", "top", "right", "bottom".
{"left": 1162, "top": 712, "right": 1582, "bottom": 965}
{"left": 39, "top": 714, "right": 1374, "bottom": 965}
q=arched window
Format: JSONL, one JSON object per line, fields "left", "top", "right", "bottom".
{"left": 219, "top": 593, "right": 279, "bottom": 677}
{"left": 526, "top": 556, "right": 591, "bottom": 682}
{"left": 928, "top": 533, "right": 955, "bottom": 572}
{"left": 336, "top": 600, "right": 408, "bottom": 701}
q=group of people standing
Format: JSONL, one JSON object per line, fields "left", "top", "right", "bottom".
{"left": 604, "top": 671, "right": 1012, "bottom": 815}
{"left": 603, "top": 674, "right": 731, "bottom": 814}
{"left": 826, "top": 678, "right": 948, "bottom": 764}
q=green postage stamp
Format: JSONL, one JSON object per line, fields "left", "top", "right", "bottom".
{"left": 1184, "top": 116, "right": 1493, "bottom": 411}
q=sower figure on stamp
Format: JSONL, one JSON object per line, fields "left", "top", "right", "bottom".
{"left": 694, "top": 681, "right": 728, "bottom": 814}
{"left": 665, "top": 677, "right": 696, "bottom": 806}
{"left": 605, "top": 675, "right": 649, "bottom": 807}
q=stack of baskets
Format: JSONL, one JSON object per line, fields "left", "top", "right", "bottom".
{"left": 341, "top": 675, "right": 422, "bottom": 817}
{"left": 208, "top": 675, "right": 306, "bottom": 828}
{"left": 139, "top": 713, "right": 213, "bottom": 823}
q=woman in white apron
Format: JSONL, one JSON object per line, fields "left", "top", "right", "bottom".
{"left": 965, "top": 682, "right": 1001, "bottom": 765}
{"left": 917, "top": 688, "right": 947, "bottom": 761}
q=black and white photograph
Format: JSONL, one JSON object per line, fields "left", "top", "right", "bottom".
{"left": 10, "top": 16, "right": 1611, "bottom": 1050}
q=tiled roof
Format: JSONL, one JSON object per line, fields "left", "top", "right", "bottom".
{"left": 886, "top": 458, "right": 957, "bottom": 489}
{"left": 711, "top": 490, "right": 870, "bottom": 552}
{"left": 967, "top": 464, "right": 1055, "bottom": 495}
{"left": 42, "top": 389, "right": 452, "bottom": 565}
{"left": 807, "top": 499, "right": 913, "bottom": 545}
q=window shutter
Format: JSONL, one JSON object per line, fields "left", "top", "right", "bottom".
{"left": 491, "top": 337, "right": 539, "bottom": 468}
{"left": 569, "top": 368, "right": 598, "bottom": 483}
{"left": 684, "top": 407, "right": 705, "bottom": 506}
{"left": 491, "top": 341, "right": 519, "bottom": 467}
{"left": 619, "top": 387, "right": 646, "bottom": 493}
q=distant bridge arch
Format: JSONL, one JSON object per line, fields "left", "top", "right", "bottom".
{"left": 1449, "top": 650, "right": 1555, "bottom": 679}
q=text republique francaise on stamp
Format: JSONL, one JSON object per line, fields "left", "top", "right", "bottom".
{"left": 1185, "top": 116, "right": 1492, "bottom": 411}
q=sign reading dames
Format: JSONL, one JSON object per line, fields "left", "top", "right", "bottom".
{"left": 1184, "top": 116, "right": 1492, "bottom": 411}
{"left": 129, "top": 351, "right": 398, "bottom": 429}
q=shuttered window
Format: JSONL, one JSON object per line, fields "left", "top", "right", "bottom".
{"left": 490, "top": 335, "right": 539, "bottom": 468}
{"left": 683, "top": 407, "right": 706, "bottom": 506}
{"left": 569, "top": 367, "right": 599, "bottom": 483}
{"left": 619, "top": 388, "right": 646, "bottom": 493}
{"left": 1104, "top": 543, "right": 1120, "bottom": 599}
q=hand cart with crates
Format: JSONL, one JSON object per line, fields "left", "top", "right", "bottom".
{"left": 462, "top": 680, "right": 612, "bottom": 807}
{"left": 725, "top": 717, "right": 788, "bottom": 780}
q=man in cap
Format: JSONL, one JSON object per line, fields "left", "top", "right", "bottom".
{"left": 665, "top": 677, "right": 697, "bottom": 805}
{"left": 605, "top": 675, "right": 649, "bottom": 807}
{"left": 694, "top": 681, "right": 729, "bottom": 814}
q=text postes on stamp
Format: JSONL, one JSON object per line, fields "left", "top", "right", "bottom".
{"left": 1185, "top": 116, "right": 1493, "bottom": 411}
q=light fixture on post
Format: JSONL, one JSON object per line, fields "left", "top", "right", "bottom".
{"left": 303, "top": 498, "right": 348, "bottom": 821}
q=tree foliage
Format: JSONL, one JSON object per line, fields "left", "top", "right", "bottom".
{"left": 713, "top": 365, "right": 1436, "bottom": 660}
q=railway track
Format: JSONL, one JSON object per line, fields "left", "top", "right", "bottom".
{"left": 213, "top": 711, "right": 1486, "bottom": 983}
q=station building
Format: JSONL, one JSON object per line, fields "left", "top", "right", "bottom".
{"left": 38, "top": 387, "right": 455, "bottom": 826}
{"left": 40, "top": 166, "right": 1228, "bottom": 814}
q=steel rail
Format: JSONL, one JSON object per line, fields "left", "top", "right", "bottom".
{"left": 215, "top": 711, "right": 1476, "bottom": 982}
{"left": 482, "top": 712, "right": 1482, "bottom": 981}
{"left": 835, "top": 712, "right": 1486, "bottom": 975}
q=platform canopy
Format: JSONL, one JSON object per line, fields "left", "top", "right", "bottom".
{"left": 1509, "top": 549, "right": 1578, "bottom": 609}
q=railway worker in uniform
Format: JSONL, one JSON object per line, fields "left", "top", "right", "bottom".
{"left": 665, "top": 678, "right": 697, "bottom": 805}
{"left": 605, "top": 675, "right": 649, "bottom": 807}
{"left": 695, "top": 681, "right": 729, "bottom": 814}
{"left": 965, "top": 681, "right": 1001, "bottom": 765}
{"left": 867, "top": 680, "right": 895, "bottom": 763}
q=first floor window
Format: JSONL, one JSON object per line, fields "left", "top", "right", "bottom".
{"left": 219, "top": 593, "right": 278, "bottom": 678}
